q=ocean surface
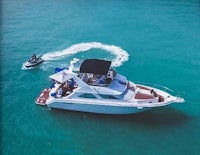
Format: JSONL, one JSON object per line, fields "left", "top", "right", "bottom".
{"left": 1, "top": 0, "right": 200, "bottom": 154}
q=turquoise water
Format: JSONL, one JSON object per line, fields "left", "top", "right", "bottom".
{"left": 1, "top": 0, "right": 200, "bottom": 154}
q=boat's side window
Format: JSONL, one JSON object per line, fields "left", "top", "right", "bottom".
{"left": 99, "top": 94, "right": 118, "bottom": 99}
{"left": 79, "top": 93, "right": 96, "bottom": 99}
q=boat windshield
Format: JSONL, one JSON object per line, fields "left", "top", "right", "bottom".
{"left": 78, "top": 70, "right": 115, "bottom": 86}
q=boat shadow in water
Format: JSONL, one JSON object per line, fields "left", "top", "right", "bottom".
{"left": 48, "top": 107, "right": 192, "bottom": 127}
{"left": 111, "top": 107, "right": 193, "bottom": 127}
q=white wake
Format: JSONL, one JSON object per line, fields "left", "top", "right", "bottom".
{"left": 42, "top": 42, "right": 129, "bottom": 67}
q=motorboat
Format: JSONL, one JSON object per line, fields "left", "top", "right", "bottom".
{"left": 35, "top": 59, "right": 184, "bottom": 114}
{"left": 24, "top": 55, "right": 44, "bottom": 68}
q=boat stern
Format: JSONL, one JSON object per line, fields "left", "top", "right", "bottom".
{"left": 35, "top": 88, "right": 51, "bottom": 105}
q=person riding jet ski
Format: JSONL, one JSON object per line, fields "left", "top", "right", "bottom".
{"left": 28, "top": 54, "right": 38, "bottom": 63}
{"left": 25, "top": 54, "right": 44, "bottom": 68}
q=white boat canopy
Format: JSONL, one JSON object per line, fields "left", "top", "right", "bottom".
{"left": 49, "top": 70, "right": 73, "bottom": 83}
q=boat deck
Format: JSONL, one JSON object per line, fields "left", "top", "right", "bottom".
{"left": 35, "top": 88, "right": 51, "bottom": 105}
{"left": 127, "top": 83, "right": 165, "bottom": 101}
{"left": 137, "top": 85, "right": 164, "bottom": 101}
{"left": 134, "top": 85, "right": 154, "bottom": 99}
{"left": 134, "top": 93, "right": 154, "bottom": 99}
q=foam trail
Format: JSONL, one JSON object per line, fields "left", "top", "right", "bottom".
{"left": 42, "top": 42, "right": 129, "bottom": 67}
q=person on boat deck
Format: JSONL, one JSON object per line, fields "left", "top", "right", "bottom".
{"left": 68, "top": 78, "right": 75, "bottom": 91}
{"left": 61, "top": 82, "right": 69, "bottom": 96}
{"left": 57, "top": 87, "right": 63, "bottom": 97}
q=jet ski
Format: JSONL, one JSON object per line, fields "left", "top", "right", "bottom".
{"left": 24, "top": 55, "right": 44, "bottom": 68}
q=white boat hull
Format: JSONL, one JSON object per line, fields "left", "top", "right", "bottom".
{"left": 47, "top": 102, "right": 150, "bottom": 114}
